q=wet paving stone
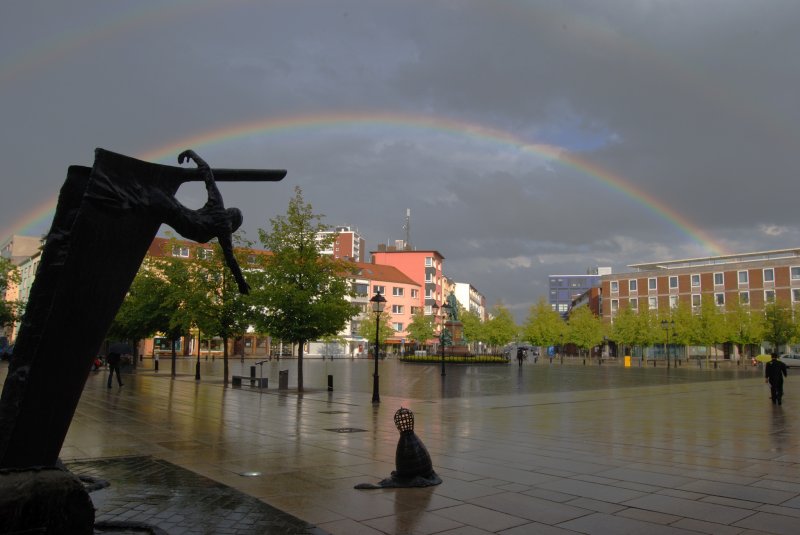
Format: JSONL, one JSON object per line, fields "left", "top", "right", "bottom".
{"left": 67, "top": 455, "right": 328, "bottom": 535}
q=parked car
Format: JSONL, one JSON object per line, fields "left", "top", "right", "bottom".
{"left": 779, "top": 354, "right": 800, "bottom": 368}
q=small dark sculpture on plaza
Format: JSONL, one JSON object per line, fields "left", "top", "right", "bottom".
{"left": 355, "top": 407, "right": 442, "bottom": 489}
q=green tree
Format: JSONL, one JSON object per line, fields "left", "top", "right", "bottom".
{"left": 725, "top": 299, "right": 764, "bottom": 361}
{"left": 459, "top": 308, "right": 484, "bottom": 353}
{"left": 254, "top": 187, "right": 358, "bottom": 391}
{"left": 483, "top": 303, "right": 517, "bottom": 352}
{"left": 763, "top": 301, "right": 797, "bottom": 354}
{"left": 567, "top": 306, "right": 604, "bottom": 359}
{"left": 107, "top": 257, "right": 172, "bottom": 362}
{"left": 609, "top": 305, "right": 637, "bottom": 359}
{"left": 671, "top": 301, "right": 696, "bottom": 362}
{"left": 0, "top": 257, "right": 22, "bottom": 329}
{"left": 192, "top": 236, "right": 256, "bottom": 384}
{"left": 694, "top": 295, "right": 727, "bottom": 364}
{"left": 406, "top": 309, "right": 435, "bottom": 352}
{"left": 159, "top": 250, "right": 197, "bottom": 377}
{"left": 522, "top": 298, "right": 565, "bottom": 353}
{"left": 359, "top": 310, "right": 395, "bottom": 356}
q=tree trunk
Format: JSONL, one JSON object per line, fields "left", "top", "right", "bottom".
{"left": 171, "top": 337, "right": 177, "bottom": 377}
{"left": 223, "top": 336, "right": 229, "bottom": 386}
{"left": 297, "top": 339, "right": 305, "bottom": 392}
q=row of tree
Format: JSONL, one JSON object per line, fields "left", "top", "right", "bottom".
{"left": 107, "top": 187, "right": 358, "bottom": 391}
{"left": 420, "top": 296, "right": 798, "bottom": 361}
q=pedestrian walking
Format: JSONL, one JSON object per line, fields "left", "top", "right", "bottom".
{"left": 765, "top": 353, "right": 787, "bottom": 405}
{"left": 107, "top": 350, "right": 124, "bottom": 388}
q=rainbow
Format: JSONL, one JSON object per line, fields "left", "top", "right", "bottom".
{"left": 3, "top": 111, "right": 726, "bottom": 256}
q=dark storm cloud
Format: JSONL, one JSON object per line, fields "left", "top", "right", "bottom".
{"left": 2, "top": 0, "right": 799, "bottom": 320}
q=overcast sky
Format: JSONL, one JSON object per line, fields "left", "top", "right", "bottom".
{"left": 2, "top": 1, "right": 800, "bottom": 321}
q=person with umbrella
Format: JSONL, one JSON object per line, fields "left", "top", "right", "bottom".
{"left": 107, "top": 342, "right": 131, "bottom": 388}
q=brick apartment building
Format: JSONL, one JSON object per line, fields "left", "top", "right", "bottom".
{"left": 601, "top": 248, "right": 800, "bottom": 322}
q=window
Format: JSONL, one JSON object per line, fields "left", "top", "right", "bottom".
{"left": 714, "top": 293, "right": 725, "bottom": 306}
{"left": 738, "top": 270, "right": 748, "bottom": 285}
{"left": 691, "top": 294, "right": 701, "bottom": 308}
{"left": 246, "top": 254, "right": 258, "bottom": 265}
{"left": 392, "top": 287, "right": 404, "bottom": 297}
{"left": 764, "top": 268, "right": 775, "bottom": 283}
{"left": 793, "top": 289, "right": 800, "bottom": 303}
{"left": 740, "top": 291, "right": 750, "bottom": 305}
{"left": 197, "top": 248, "right": 213, "bottom": 260}
{"left": 648, "top": 278, "right": 657, "bottom": 291}
{"left": 425, "top": 273, "right": 433, "bottom": 283}
{"left": 714, "top": 272, "right": 724, "bottom": 286}
{"left": 765, "top": 290, "right": 775, "bottom": 303}
{"left": 558, "top": 303, "right": 568, "bottom": 312}
{"left": 353, "top": 283, "right": 369, "bottom": 296}
{"left": 629, "top": 298, "right": 638, "bottom": 310}
{"left": 669, "top": 276, "right": 678, "bottom": 289}
{"left": 691, "top": 274, "right": 700, "bottom": 287}
{"left": 393, "top": 322, "right": 403, "bottom": 332}
{"left": 411, "top": 289, "right": 419, "bottom": 299}
{"left": 610, "top": 281, "right": 619, "bottom": 293}
{"left": 629, "top": 279, "right": 637, "bottom": 292}
{"left": 392, "top": 304, "right": 404, "bottom": 314}
{"left": 172, "top": 245, "right": 189, "bottom": 258}
{"left": 669, "top": 295, "right": 678, "bottom": 309}
{"left": 425, "top": 257, "right": 433, "bottom": 267}
{"left": 610, "top": 299, "right": 619, "bottom": 313}
{"left": 425, "top": 289, "right": 434, "bottom": 299}
{"left": 648, "top": 296, "right": 657, "bottom": 310}
{"left": 792, "top": 266, "right": 800, "bottom": 280}
{"left": 373, "top": 285, "right": 386, "bottom": 295}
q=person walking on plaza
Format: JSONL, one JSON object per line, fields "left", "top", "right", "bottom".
{"left": 107, "top": 350, "right": 124, "bottom": 388}
{"left": 765, "top": 353, "right": 787, "bottom": 405}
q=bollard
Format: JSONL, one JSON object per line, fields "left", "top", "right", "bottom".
{"left": 714, "top": 361, "right": 717, "bottom": 369}
{"left": 279, "top": 369, "right": 289, "bottom": 390}
{"left": 328, "top": 374, "right": 333, "bottom": 391}
{"left": 250, "top": 366, "right": 256, "bottom": 378}
{"left": 653, "top": 360, "right": 656, "bottom": 367}
{"left": 583, "top": 359, "right": 586, "bottom": 365}
{"left": 154, "top": 356, "right": 159, "bottom": 372}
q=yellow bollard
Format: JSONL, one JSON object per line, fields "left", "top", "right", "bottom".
{"left": 624, "top": 356, "right": 631, "bottom": 367}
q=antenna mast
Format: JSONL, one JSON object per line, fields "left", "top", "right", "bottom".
{"left": 403, "top": 208, "right": 411, "bottom": 250}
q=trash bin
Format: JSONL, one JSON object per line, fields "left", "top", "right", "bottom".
{"left": 327, "top": 374, "right": 333, "bottom": 392}
{"left": 279, "top": 369, "right": 289, "bottom": 390}
{"left": 250, "top": 366, "right": 256, "bottom": 378}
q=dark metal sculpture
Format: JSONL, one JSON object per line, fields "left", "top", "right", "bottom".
{"left": 0, "top": 148, "right": 284, "bottom": 469}
{"left": 355, "top": 407, "right": 442, "bottom": 489}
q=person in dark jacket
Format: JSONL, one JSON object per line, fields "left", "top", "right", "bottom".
{"left": 765, "top": 353, "right": 788, "bottom": 405}
{"left": 107, "top": 351, "right": 123, "bottom": 388}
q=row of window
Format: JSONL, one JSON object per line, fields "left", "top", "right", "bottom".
{"left": 372, "top": 285, "right": 420, "bottom": 299}
{"left": 610, "top": 267, "right": 800, "bottom": 294}
{"left": 609, "top": 288, "right": 800, "bottom": 313}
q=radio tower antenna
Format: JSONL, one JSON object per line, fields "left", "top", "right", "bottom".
{"left": 403, "top": 208, "right": 411, "bottom": 250}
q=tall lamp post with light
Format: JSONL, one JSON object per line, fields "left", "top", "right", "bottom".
{"left": 432, "top": 301, "right": 452, "bottom": 376}
{"left": 661, "top": 319, "right": 674, "bottom": 368}
{"left": 370, "top": 290, "right": 386, "bottom": 403}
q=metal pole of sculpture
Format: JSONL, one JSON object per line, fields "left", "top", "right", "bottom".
{"left": 0, "top": 148, "right": 285, "bottom": 469}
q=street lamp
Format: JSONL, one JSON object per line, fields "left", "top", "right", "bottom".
{"left": 370, "top": 290, "right": 386, "bottom": 404}
{"left": 661, "top": 319, "right": 674, "bottom": 368}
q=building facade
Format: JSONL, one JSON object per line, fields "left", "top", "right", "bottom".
{"left": 601, "top": 248, "right": 800, "bottom": 322}
{"left": 317, "top": 226, "right": 366, "bottom": 262}
{"left": 371, "top": 246, "right": 446, "bottom": 316}
{"left": 549, "top": 267, "right": 611, "bottom": 318}
{"left": 454, "top": 281, "right": 487, "bottom": 321}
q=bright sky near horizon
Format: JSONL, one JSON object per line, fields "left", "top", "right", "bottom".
{"left": 2, "top": 1, "right": 799, "bottom": 321}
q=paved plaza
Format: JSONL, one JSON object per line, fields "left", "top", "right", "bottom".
{"left": 3, "top": 357, "right": 799, "bottom": 534}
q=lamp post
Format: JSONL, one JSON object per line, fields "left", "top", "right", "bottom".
{"left": 432, "top": 301, "right": 452, "bottom": 376}
{"left": 370, "top": 290, "right": 386, "bottom": 404}
{"left": 661, "top": 319, "right": 674, "bottom": 368}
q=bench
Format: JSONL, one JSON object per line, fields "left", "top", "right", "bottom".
{"left": 231, "top": 376, "right": 268, "bottom": 388}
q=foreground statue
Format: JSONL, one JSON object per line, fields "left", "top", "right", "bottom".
{"left": 0, "top": 148, "right": 283, "bottom": 533}
{"left": 355, "top": 407, "right": 442, "bottom": 489}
